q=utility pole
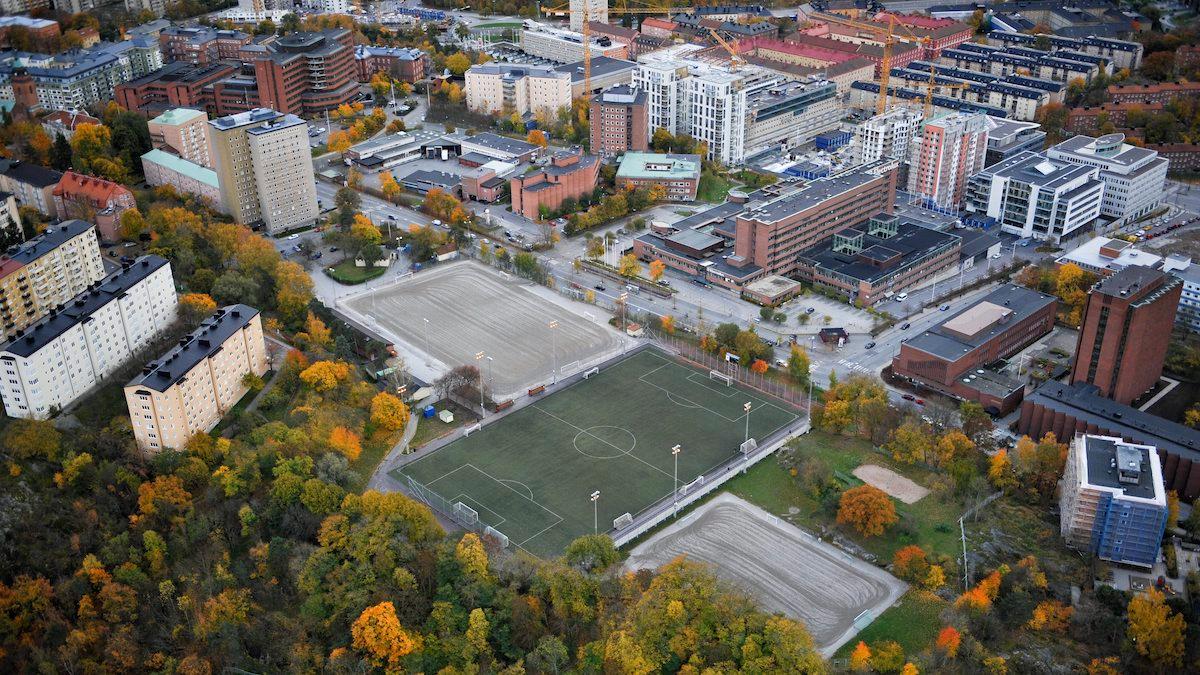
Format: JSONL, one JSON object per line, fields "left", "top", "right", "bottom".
{"left": 959, "top": 516, "right": 970, "bottom": 593}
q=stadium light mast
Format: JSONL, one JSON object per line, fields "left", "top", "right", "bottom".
{"left": 743, "top": 402, "right": 752, "bottom": 443}
{"left": 591, "top": 490, "right": 601, "bottom": 534}
{"left": 423, "top": 318, "right": 431, "bottom": 366}
{"left": 672, "top": 444, "right": 681, "bottom": 517}
{"left": 475, "top": 351, "right": 486, "bottom": 417}
{"left": 549, "top": 319, "right": 559, "bottom": 383}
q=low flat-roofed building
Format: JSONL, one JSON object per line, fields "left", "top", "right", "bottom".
{"left": 125, "top": 304, "right": 267, "bottom": 453}
{"left": 400, "top": 169, "right": 461, "bottom": 195}
{"left": 892, "top": 283, "right": 1057, "bottom": 413}
{"left": 459, "top": 132, "right": 541, "bottom": 163}
{"left": 615, "top": 152, "right": 701, "bottom": 201}
{"left": 1060, "top": 434, "right": 1167, "bottom": 568}
{"left": 1054, "top": 236, "right": 1162, "bottom": 276}
{"left": 743, "top": 274, "right": 804, "bottom": 306}
{"left": 795, "top": 214, "right": 962, "bottom": 306}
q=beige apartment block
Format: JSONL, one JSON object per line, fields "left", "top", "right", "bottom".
{"left": 0, "top": 219, "right": 105, "bottom": 341}
{"left": 209, "top": 108, "right": 318, "bottom": 234}
{"left": 148, "top": 107, "right": 212, "bottom": 168}
{"left": 125, "top": 304, "right": 267, "bottom": 453}
{"left": 465, "top": 62, "right": 572, "bottom": 116}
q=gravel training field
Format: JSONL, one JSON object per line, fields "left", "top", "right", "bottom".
{"left": 625, "top": 493, "right": 906, "bottom": 656}
{"left": 853, "top": 464, "right": 930, "bottom": 504}
{"left": 342, "top": 262, "right": 623, "bottom": 397}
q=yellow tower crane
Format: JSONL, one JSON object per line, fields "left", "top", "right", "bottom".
{"left": 707, "top": 26, "right": 746, "bottom": 71}
{"left": 917, "top": 63, "right": 969, "bottom": 118}
{"left": 550, "top": 2, "right": 694, "bottom": 94}
{"left": 811, "top": 11, "right": 930, "bottom": 116}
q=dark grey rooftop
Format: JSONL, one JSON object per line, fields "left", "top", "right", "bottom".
{"left": 1083, "top": 435, "right": 1158, "bottom": 499}
{"left": 985, "top": 151, "right": 1098, "bottom": 190}
{"left": 594, "top": 84, "right": 645, "bottom": 105}
{"left": 401, "top": 170, "right": 460, "bottom": 189}
{"left": 742, "top": 165, "right": 886, "bottom": 224}
{"left": 1026, "top": 382, "right": 1200, "bottom": 458}
{"left": 1092, "top": 265, "right": 1168, "bottom": 298}
{"left": 0, "top": 256, "right": 170, "bottom": 359}
{"left": 798, "top": 218, "right": 961, "bottom": 285}
{"left": 3, "top": 219, "right": 93, "bottom": 268}
{"left": 554, "top": 56, "right": 637, "bottom": 84}
{"left": 126, "top": 304, "right": 259, "bottom": 393}
{"left": 0, "top": 159, "right": 62, "bottom": 188}
{"left": 463, "top": 132, "right": 539, "bottom": 157}
{"left": 901, "top": 283, "right": 1057, "bottom": 362}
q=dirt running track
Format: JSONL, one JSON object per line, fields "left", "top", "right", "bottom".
{"left": 625, "top": 493, "right": 906, "bottom": 656}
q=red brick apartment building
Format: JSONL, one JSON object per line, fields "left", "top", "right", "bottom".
{"left": 510, "top": 149, "right": 600, "bottom": 221}
{"left": 589, "top": 85, "right": 648, "bottom": 158}
{"left": 1067, "top": 102, "right": 1164, "bottom": 134}
{"left": 1107, "top": 81, "right": 1200, "bottom": 105}
{"left": 116, "top": 30, "right": 357, "bottom": 118}
{"left": 353, "top": 46, "right": 428, "bottom": 83}
{"left": 159, "top": 27, "right": 251, "bottom": 65}
{"left": 727, "top": 163, "right": 897, "bottom": 278}
{"left": 892, "top": 284, "right": 1057, "bottom": 413}
{"left": 1071, "top": 266, "right": 1183, "bottom": 405}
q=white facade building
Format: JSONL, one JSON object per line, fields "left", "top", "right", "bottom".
{"left": 569, "top": 0, "right": 607, "bottom": 30}
{"left": 0, "top": 256, "right": 179, "bottom": 419}
{"left": 855, "top": 108, "right": 923, "bottom": 166}
{"left": 964, "top": 151, "right": 1104, "bottom": 243}
{"left": 1046, "top": 133, "right": 1169, "bottom": 227}
{"left": 520, "top": 21, "right": 625, "bottom": 64}
{"left": 464, "top": 62, "right": 573, "bottom": 116}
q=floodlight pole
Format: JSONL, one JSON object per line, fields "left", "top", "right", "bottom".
{"left": 591, "top": 490, "right": 601, "bottom": 534}
{"left": 672, "top": 444, "right": 681, "bottom": 517}
{"left": 423, "top": 317, "right": 431, "bottom": 366}
{"left": 549, "top": 319, "right": 559, "bottom": 383}
{"left": 475, "top": 351, "right": 486, "bottom": 417}
{"left": 743, "top": 401, "right": 752, "bottom": 443}
{"left": 808, "top": 364, "right": 815, "bottom": 417}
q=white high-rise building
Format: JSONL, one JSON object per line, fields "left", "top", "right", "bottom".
{"left": 1046, "top": 133, "right": 1169, "bottom": 227}
{"left": 633, "top": 57, "right": 687, "bottom": 136}
{"left": 570, "top": 0, "right": 607, "bottom": 31}
{"left": 209, "top": 108, "right": 319, "bottom": 234}
{"left": 907, "top": 111, "right": 989, "bottom": 210}
{"left": 0, "top": 256, "right": 179, "bottom": 419}
{"left": 964, "top": 150, "right": 1104, "bottom": 243}
{"left": 855, "top": 108, "right": 923, "bottom": 166}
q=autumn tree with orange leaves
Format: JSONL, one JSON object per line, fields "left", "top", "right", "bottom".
{"left": 351, "top": 601, "right": 419, "bottom": 669}
{"left": 837, "top": 485, "right": 898, "bottom": 537}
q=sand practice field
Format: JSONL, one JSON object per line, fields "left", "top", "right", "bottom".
{"left": 624, "top": 493, "right": 906, "bottom": 656}
{"left": 853, "top": 464, "right": 930, "bottom": 504}
{"left": 342, "top": 261, "right": 622, "bottom": 397}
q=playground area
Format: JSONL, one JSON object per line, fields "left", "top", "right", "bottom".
{"left": 624, "top": 493, "right": 907, "bottom": 656}
{"left": 341, "top": 262, "right": 624, "bottom": 397}
{"left": 395, "top": 348, "right": 800, "bottom": 558}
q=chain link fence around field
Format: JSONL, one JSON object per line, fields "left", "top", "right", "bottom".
{"left": 655, "top": 334, "right": 812, "bottom": 411}
{"left": 405, "top": 474, "right": 511, "bottom": 549}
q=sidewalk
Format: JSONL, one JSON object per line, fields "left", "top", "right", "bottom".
{"left": 366, "top": 392, "right": 435, "bottom": 493}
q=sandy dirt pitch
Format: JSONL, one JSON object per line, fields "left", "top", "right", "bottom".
{"left": 625, "top": 493, "right": 906, "bottom": 656}
{"left": 342, "top": 261, "right": 623, "bottom": 397}
{"left": 852, "top": 464, "right": 930, "bottom": 504}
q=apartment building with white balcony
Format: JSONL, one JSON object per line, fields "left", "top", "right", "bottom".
{"left": 0, "top": 256, "right": 178, "bottom": 419}
{"left": 964, "top": 151, "right": 1104, "bottom": 243}
{"left": 125, "top": 304, "right": 267, "bottom": 452}
{"left": 0, "top": 219, "right": 105, "bottom": 341}
{"left": 464, "top": 62, "right": 572, "bottom": 116}
{"left": 1046, "top": 133, "right": 1169, "bottom": 227}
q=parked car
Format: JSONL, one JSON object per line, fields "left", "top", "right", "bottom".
{"left": 287, "top": 233, "right": 300, "bottom": 240}
{"left": 864, "top": 341, "right": 875, "bottom": 350}
{"left": 900, "top": 322, "right": 911, "bottom": 330}
{"left": 914, "top": 398, "right": 926, "bottom": 406}
{"left": 805, "top": 307, "right": 815, "bottom": 314}
{"left": 895, "top": 292, "right": 909, "bottom": 301}
{"left": 902, "top": 393, "right": 916, "bottom": 401}
{"left": 939, "top": 304, "right": 950, "bottom": 311}
{"left": 594, "top": 284, "right": 606, "bottom": 291}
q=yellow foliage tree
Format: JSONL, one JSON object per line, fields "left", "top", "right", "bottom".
{"left": 901, "top": 663, "right": 919, "bottom": 675}
{"left": 329, "top": 426, "right": 362, "bottom": 461}
{"left": 649, "top": 259, "right": 666, "bottom": 281}
{"left": 924, "top": 564, "right": 946, "bottom": 590}
{"left": 351, "top": 601, "right": 418, "bottom": 669}
{"left": 526, "top": 129, "right": 548, "bottom": 147}
{"left": 371, "top": 391, "right": 410, "bottom": 431}
{"left": 660, "top": 315, "right": 675, "bottom": 334}
{"left": 455, "top": 532, "right": 489, "bottom": 579}
{"left": 1127, "top": 588, "right": 1185, "bottom": 669}
{"left": 446, "top": 52, "right": 471, "bottom": 76}
{"left": 987, "top": 449, "right": 1017, "bottom": 491}
{"left": 1027, "top": 600, "right": 1073, "bottom": 632}
{"left": 849, "top": 641, "right": 871, "bottom": 671}
{"left": 178, "top": 293, "right": 217, "bottom": 324}
{"left": 836, "top": 485, "right": 898, "bottom": 537}
{"left": 297, "top": 311, "right": 332, "bottom": 349}
{"left": 618, "top": 253, "right": 641, "bottom": 278}
{"left": 300, "top": 361, "right": 352, "bottom": 392}
{"left": 935, "top": 429, "right": 975, "bottom": 466}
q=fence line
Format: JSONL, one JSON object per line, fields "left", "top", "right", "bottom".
{"left": 655, "top": 334, "right": 811, "bottom": 411}
{"left": 406, "top": 475, "right": 513, "bottom": 549}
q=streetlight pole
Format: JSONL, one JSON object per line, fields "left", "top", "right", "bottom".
{"left": 549, "top": 319, "right": 559, "bottom": 383}
{"left": 808, "top": 365, "right": 815, "bottom": 415}
{"left": 423, "top": 317, "right": 431, "bottom": 365}
{"left": 475, "top": 351, "right": 486, "bottom": 417}
{"left": 591, "top": 490, "right": 600, "bottom": 534}
{"left": 743, "top": 402, "right": 752, "bottom": 443}
{"left": 672, "top": 444, "right": 681, "bottom": 517}
{"left": 619, "top": 291, "right": 628, "bottom": 330}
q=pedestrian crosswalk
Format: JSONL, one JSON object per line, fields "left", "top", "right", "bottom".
{"left": 836, "top": 358, "right": 876, "bottom": 375}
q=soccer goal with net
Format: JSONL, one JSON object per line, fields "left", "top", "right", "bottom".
{"left": 709, "top": 370, "right": 733, "bottom": 386}
{"left": 453, "top": 501, "right": 479, "bottom": 527}
{"left": 583, "top": 366, "right": 600, "bottom": 379}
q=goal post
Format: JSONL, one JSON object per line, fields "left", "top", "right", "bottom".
{"left": 452, "top": 501, "right": 479, "bottom": 527}
{"left": 583, "top": 366, "right": 600, "bottom": 379}
{"left": 709, "top": 370, "right": 733, "bottom": 386}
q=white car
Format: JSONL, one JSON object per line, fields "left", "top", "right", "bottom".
{"left": 287, "top": 233, "right": 300, "bottom": 240}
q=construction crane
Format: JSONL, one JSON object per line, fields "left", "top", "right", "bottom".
{"left": 917, "top": 63, "right": 969, "bottom": 118}
{"left": 550, "top": 2, "right": 689, "bottom": 95}
{"left": 707, "top": 26, "right": 746, "bottom": 71}
{"left": 812, "top": 11, "right": 930, "bottom": 116}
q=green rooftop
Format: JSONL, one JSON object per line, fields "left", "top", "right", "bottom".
{"left": 616, "top": 152, "right": 702, "bottom": 181}
{"left": 141, "top": 149, "right": 218, "bottom": 189}
{"left": 148, "top": 107, "right": 207, "bottom": 126}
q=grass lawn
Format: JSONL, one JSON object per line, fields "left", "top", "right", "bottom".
{"left": 74, "top": 382, "right": 129, "bottom": 428}
{"left": 349, "top": 433, "right": 396, "bottom": 493}
{"left": 731, "top": 432, "right": 964, "bottom": 562}
{"left": 409, "top": 401, "right": 476, "bottom": 450}
{"left": 326, "top": 259, "right": 386, "bottom": 284}
{"left": 833, "top": 590, "right": 948, "bottom": 658}
{"left": 697, "top": 171, "right": 734, "bottom": 203}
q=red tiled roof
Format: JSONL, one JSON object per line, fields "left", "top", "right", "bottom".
{"left": 642, "top": 18, "right": 676, "bottom": 30}
{"left": 52, "top": 170, "right": 134, "bottom": 207}
{"left": 42, "top": 110, "right": 101, "bottom": 131}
